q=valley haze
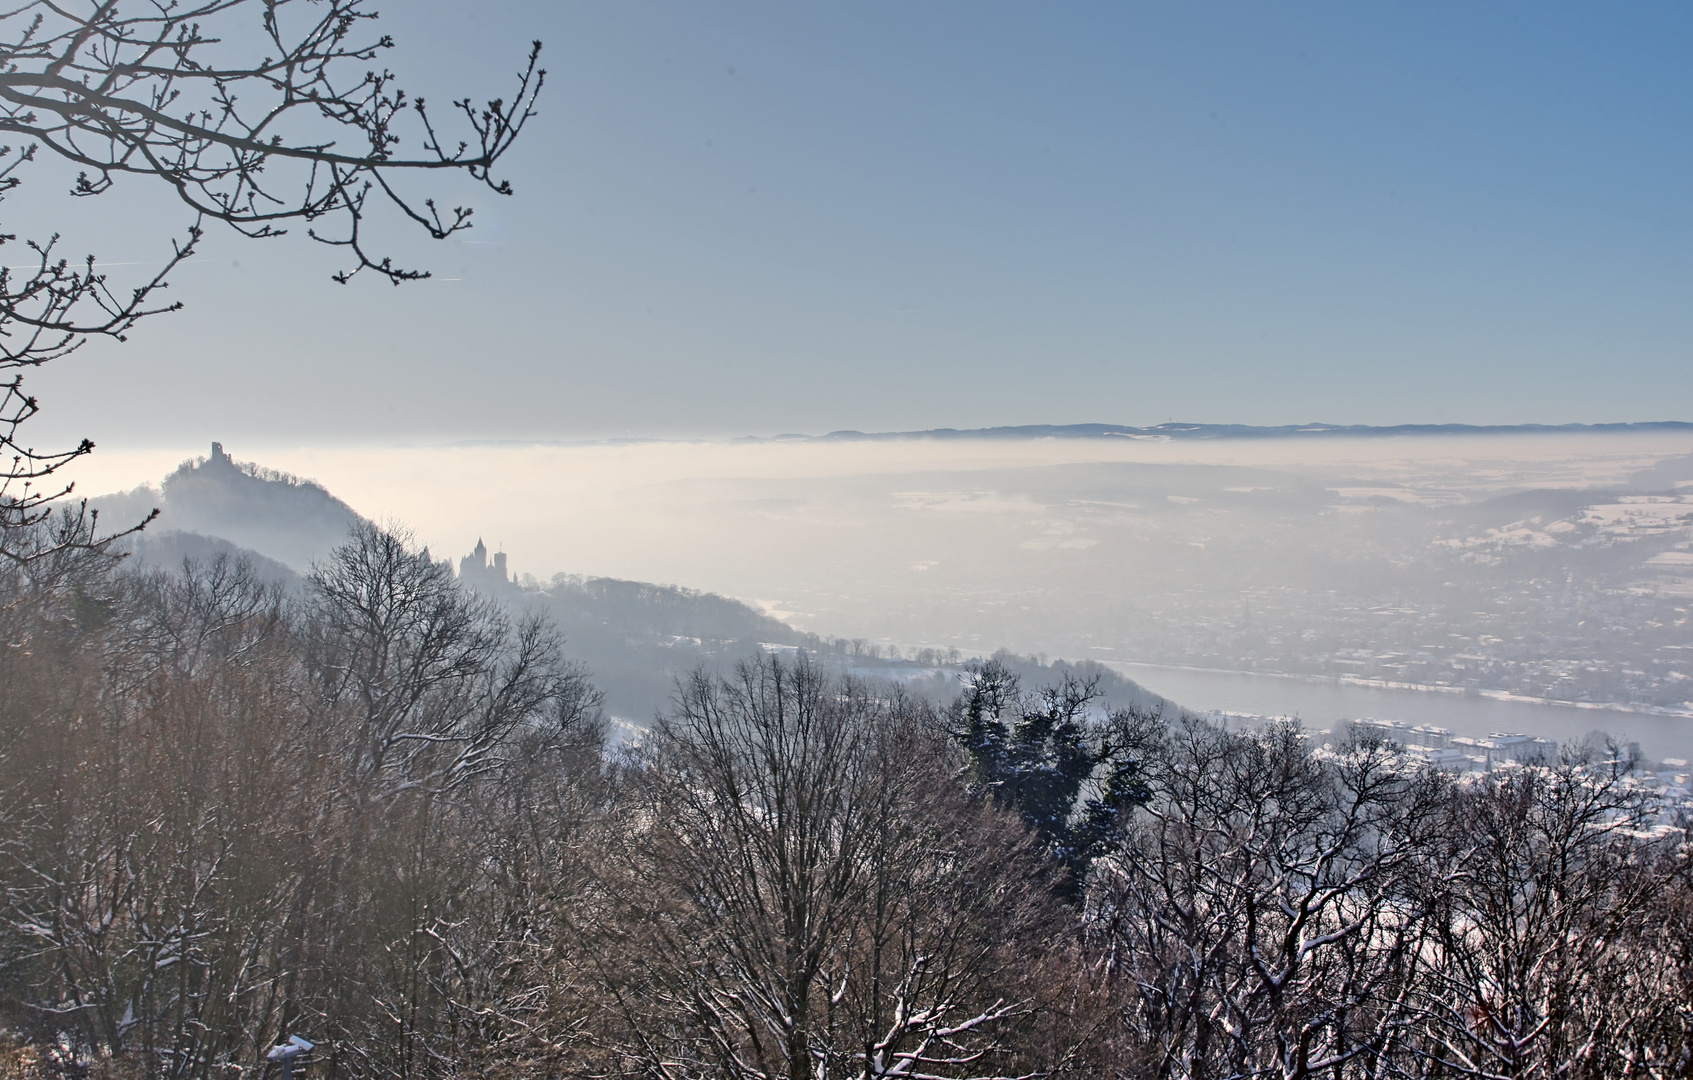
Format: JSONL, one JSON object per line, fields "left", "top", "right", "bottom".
{"left": 14, "top": 3, "right": 1693, "bottom": 1074}
{"left": 88, "top": 422, "right": 1693, "bottom": 758}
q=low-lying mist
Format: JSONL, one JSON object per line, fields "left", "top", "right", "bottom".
{"left": 84, "top": 429, "right": 1693, "bottom": 754}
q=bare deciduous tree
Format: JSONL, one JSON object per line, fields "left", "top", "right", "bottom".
{"left": 0, "top": 0, "right": 543, "bottom": 558}
{"left": 304, "top": 522, "right": 592, "bottom": 809}
{"left": 9, "top": 528, "right": 1688, "bottom": 1079}
{"left": 0, "top": 527, "right": 606, "bottom": 1079}
{"left": 1088, "top": 716, "right": 1452, "bottom": 1080}
{"left": 0, "top": 553, "right": 314, "bottom": 1077}
{"left": 1399, "top": 753, "right": 1684, "bottom": 1079}
{"left": 587, "top": 656, "right": 1072, "bottom": 1080}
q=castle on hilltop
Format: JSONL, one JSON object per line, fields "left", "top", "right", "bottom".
{"left": 458, "top": 539, "right": 508, "bottom": 587}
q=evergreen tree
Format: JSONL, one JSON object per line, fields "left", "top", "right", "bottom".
{"left": 951, "top": 660, "right": 1148, "bottom": 897}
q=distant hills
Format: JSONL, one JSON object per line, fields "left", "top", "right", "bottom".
{"left": 447, "top": 420, "right": 1693, "bottom": 450}
{"left": 90, "top": 443, "right": 1177, "bottom": 723}
{"left": 92, "top": 442, "right": 361, "bottom": 570}
{"left": 766, "top": 421, "right": 1693, "bottom": 443}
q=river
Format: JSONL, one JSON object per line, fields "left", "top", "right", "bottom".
{"left": 1109, "top": 662, "right": 1693, "bottom": 762}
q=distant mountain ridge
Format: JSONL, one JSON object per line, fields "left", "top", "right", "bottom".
{"left": 446, "top": 420, "right": 1693, "bottom": 450}
{"left": 773, "top": 420, "right": 1693, "bottom": 443}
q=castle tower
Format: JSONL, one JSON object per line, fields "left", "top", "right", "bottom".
{"left": 459, "top": 538, "right": 489, "bottom": 581}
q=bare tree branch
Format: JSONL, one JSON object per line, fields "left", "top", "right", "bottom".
{"left": 0, "top": 0, "right": 543, "bottom": 560}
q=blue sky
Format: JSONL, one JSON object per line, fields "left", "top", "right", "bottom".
{"left": 28, "top": 1, "right": 1693, "bottom": 444}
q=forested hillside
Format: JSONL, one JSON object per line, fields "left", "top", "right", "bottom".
{"left": 91, "top": 447, "right": 1172, "bottom": 723}
{"left": 3, "top": 0, "right": 1683, "bottom": 1074}
{"left": 0, "top": 516, "right": 1689, "bottom": 1079}
{"left": 90, "top": 446, "right": 819, "bottom": 720}
{"left": 93, "top": 445, "right": 361, "bottom": 571}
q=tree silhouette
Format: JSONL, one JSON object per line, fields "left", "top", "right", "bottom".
{"left": 0, "top": 0, "right": 543, "bottom": 561}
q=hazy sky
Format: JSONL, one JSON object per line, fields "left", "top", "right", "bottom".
{"left": 25, "top": 1, "right": 1693, "bottom": 447}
